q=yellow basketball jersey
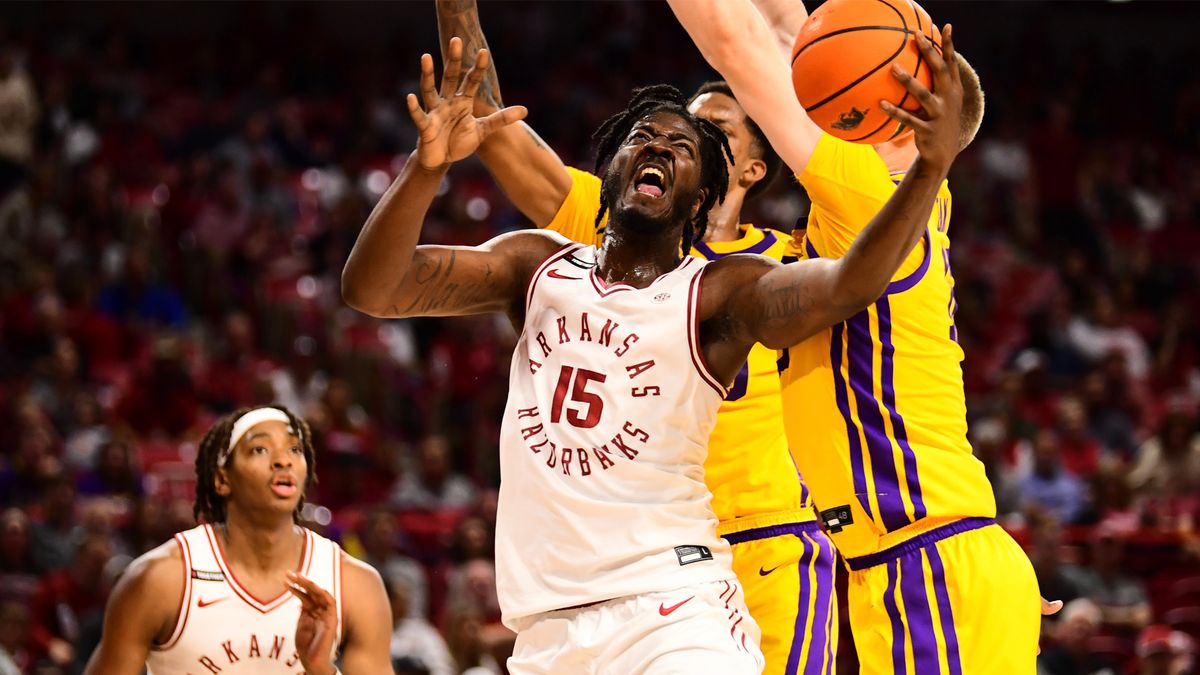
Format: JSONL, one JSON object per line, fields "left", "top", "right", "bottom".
{"left": 780, "top": 134, "right": 994, "bottom": 560}
{"left": 547, "top": 167, "right": 813, "bottom": 530}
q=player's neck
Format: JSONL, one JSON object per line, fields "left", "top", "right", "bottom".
{"left": 873, "top": 138, "right": 918, "bottom": 175}
{"left": 597, "top": 222, "right": 685, "bottom": 289}
{"left": 704, "top": 197, "right": 746, "bottom": 244}
{"left": 218, "top": 509, "right": 305, "bottom": 575}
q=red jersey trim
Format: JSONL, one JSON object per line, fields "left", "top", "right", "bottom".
{"left": 153, "top": 533, "right": 193, "bottom": 651}
{"left": 588, "top": 255, "right": 696, "bottom": 297}
{"left": 333, "top": 546, "right": 344, "bottom": 648}
{"left": 526, "top": 243, "right": 585, "bottom": 316}
{"left": 203, "top": 524, "right": 312, "bottom": 614}
{"left": 686, "top": 266, "right": 729, "bottom": 397}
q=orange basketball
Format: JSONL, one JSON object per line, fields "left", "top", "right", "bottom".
{"left": 791, "top": 0, "right": 941, "bottom": 145}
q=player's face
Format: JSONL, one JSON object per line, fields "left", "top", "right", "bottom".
{"left": 689, "top": 92, "right": 753, "bottom": 179}
{"left": 217, "top": 420, "right": 308, "bottom": 517}
{"left": 605, "top": 111, "right": 705, "bottom": 232}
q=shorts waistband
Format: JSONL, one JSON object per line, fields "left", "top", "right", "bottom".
{"left": 722, "top": 520, "right": 824, "bottom": 545}
{"left": 844, "top": 517, "right": 995, "bottom": 571}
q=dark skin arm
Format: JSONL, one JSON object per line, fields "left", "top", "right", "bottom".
{"left": 435, "top": 0, "right": 572, "bottom": 228}
{"left": 698, "top": 27, "right": 963, "bottom": 383}
{"left": 342, "top": 39, "right": 564, "bottom": 321}
{"left": 83, "top": 541, "right": 183, "bottom": 675}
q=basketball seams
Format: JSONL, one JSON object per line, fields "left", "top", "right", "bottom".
{"left": 798, "top": 0, "right": 910, "bottom": 112}
{"left": 849, "top": 0, "right": 924, "bottom": 142}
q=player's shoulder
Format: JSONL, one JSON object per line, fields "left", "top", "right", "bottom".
{"left": 337, "top": 551, "right": 390, "bottom": 620}
{"left": 701, "top": 252, "right": 782, "bottom": 300}
{"left": 123, "top": 537, "right": 184, "bottom": 589}
{"left": 492, "top": 228, "right": 575, "bottom": 256}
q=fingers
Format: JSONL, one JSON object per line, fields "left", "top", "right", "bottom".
{"left": 940, "top": 24, "right": 960, "bottom": 85}
{"left": 1041, "top": 597, "right": 1064, "bottom": 615}
{"left": 440, "top": 36, "right": 464, "bottom": 99}
{"left": 286, "top": 571, "right": 335, "bottom": 613}
{"left": 406, "top": 93, "right": 431, "bottom": 133}
{"left": 477, "top": 105, "right": 529, "bottom": 139}
{"left": 460, "top": 49, "right": 491, "bottom": 99}
{"left": 880, "top": 100, "right": 929, "bottom": 133}
{"left": 419, "top": 53, "right": 438, "bottom": 111}
{"left": 891, "top": 62, "right": 937, "bottom": 116}
{"left": 915, "top": 31, "right": 947, "bottom": 83}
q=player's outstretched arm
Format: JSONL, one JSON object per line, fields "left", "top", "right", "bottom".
{"left": 666, "top": 0, "right": 823, "bottom": 174}
{"left": 342, "top": 39, "right": 556, "bottom": 319}
{"left": 732, "top": 26, "right": 962, "bottom": 350}
{"left": 83, "top": 542, "right": 182, "bottom": 675}
{"left": 435, "top": 0, "right": 573, "bottom": 228}
{"left": 749, "top": 0, "right": 809, "bottom": 60}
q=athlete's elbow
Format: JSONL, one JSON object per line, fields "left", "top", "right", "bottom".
{"left": 340, "top": 272, "right": 389, "bottom": 318}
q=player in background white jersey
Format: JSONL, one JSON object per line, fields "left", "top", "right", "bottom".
{"left": 83, "top": 406, "right": 392, "bottom": 675}
{"left": 342, "top": 37, "right": 962, "bottom": 673}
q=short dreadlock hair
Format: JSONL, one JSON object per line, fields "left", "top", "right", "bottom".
{"left": 591, "top": 84, "right": 733, "bottom": 257}
{"left": 689, "top": 81, "right": 783, "bottom": 201}
{"left": 194, "top": 405, "right": 317, "bottom": 524}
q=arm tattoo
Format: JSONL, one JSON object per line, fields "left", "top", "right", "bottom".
{"left": 437, "top": 0, "right": 504, "bottom": 109}
{"left": 392, "top": 250, "right": 499, "bottom": 315}
{"left": 761, "top": 280, "right": 814, "bottom": 323}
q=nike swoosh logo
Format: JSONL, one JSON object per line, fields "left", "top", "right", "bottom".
{"left": 546, "top": 269, "right": 581, "bottom": 280}
{"left": 658, "top": 596, "right": 695, "bottom": 616}
{"left": 759, "top": 564, "right": 782, "bottom": 576}
{"left": 197, "top": 597, "right": 228, "bottom": 608}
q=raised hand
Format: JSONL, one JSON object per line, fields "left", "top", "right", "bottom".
{"left": 879, "top": 24, "right": 963, "bottom": 169}
{"left": 287, "top": 570, "right": 339, "bottom": 675}
{"left": 408, "top": 36, "right": 528, "bottom": 170}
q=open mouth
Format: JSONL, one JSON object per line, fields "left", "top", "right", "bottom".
{"left": 270, "top": 475, "right": 298, "bottom": 498}
{"left": 634, "top": 165, "right": 667, "bottom": 199}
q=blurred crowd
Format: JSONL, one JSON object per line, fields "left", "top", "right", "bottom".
{"left": 0, "top": 2, "right": 1198, "bottom": 674}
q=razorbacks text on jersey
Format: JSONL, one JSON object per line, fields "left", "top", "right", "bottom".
{"left": 146, "top": 524, "right": 342, "bottom": 675}
{"left": 495, "top": 241, "right": 735, "bottom": 628}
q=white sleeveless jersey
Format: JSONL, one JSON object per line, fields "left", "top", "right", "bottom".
{"left": 146, "top": 524, "right": 343, "bottom": 675}
{"left": 496, "top": 243, "right": 735, "bottom": 627}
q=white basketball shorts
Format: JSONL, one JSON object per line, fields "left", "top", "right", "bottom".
{"left": 508, "top": 578, "right": 764, "bottom": 674}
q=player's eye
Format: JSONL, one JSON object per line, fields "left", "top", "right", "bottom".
{"left": 631, "top": 129, "right": 651, "bottom": 142}
{"left": 674, "top": 142, "right": 695, "bottom": 156}
{"left": 290, "top": 445, "right": 302, "bottom": 455}
{"left": 250, "top": 446, "right": 267, "bottom": 455}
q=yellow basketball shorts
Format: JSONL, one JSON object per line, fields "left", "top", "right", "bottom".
{"left": 844, "top": 518, "right": 1041, "bottom": 675}
{"left": 724, "top": 521, "right": 838, "bottom": 675}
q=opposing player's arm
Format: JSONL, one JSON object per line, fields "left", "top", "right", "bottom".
{"left": 342, "top": 40, "right": 559, "bottom": 319}
{"left": 335, "top": 556, "right": 393, "bottom": 675}
{"left": 666, "top": 0, "right": 823, "bottom": 174}
{"left": 748, "top": 0, "right": 809, "bottom": 60}
{"left": 435, "top": 0, "right": 573, "bottom": 228}
{"left": 719, "top": 28, "right": 961, "bottom": 353}
{"left": 83, "top": 542, "right": 182, "bottom": 675}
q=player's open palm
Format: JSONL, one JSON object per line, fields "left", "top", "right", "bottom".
{"left": 287, "top": 570, "right": 339, "bottom": 675}
{"left": 880, "top": 24, "right": 963, "bottom": 169}
{"left": 408, "top": 36, "right": 527, "bottom": 170}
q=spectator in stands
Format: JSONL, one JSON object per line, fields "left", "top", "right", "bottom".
{"left": 1129, "top": 408, "right": 1200, "bottom": 499}
{"left": 113, "top": 336, "right": 199, "bottom": 439}
{"left": 60, "top": 393, "right": 109, "bottom": 473}
{"left": 1037, "top": 598, "right": 1120, "bottom": 675}
{"left": 1135, "top": 624, "right": 1194, "bottom": 675}
{"left": 974, "top": 417, "right": 1023, "bottom": 520}
{"left": 357, "top": 509, "right": 429, "bottom": 620}
{"left": 0, "top": 422, "right": 60, "bottom": 507}
{"left": 1058, "top": 395, "right": 1104, "bottom": 477}
{"left": 391, "top": 434, "right": 476, "bottom": 512}
{"left": 75, "top": 439, "right": 144, "bottom": 504}
{"left": 95, "top": 244, "right": 187, "bottom": 330}
{"left": 1022, "top": 429, "right": 1090, "bottom": 524}
{"left": 1029, "top": 516, "right": 1087, "bottom": 608}
{"left": 197, "top": 311, "right": 275, "bottom": 413}
{"left": 388, "top": 576, "right": 454, "bottom": 675}
{"left": 29, "top": 473, "right": 77, "bottom": 572}
{"left": 0, "top": 510, "right": 39, "bottom": 604}
{"left": 0, "top": 47, "right": 38, "bottom": 196}
{"left": 1073, "top": 528, "right": 1153, "bottom": 630}
{"left": 28, "top": 534, "right": 112, "bottom": 671}
{"left": 444, "top": 605, "right": 508, "bottom": 675}
{"left": 0, "top": 602, "right": 30, "bottom": 675}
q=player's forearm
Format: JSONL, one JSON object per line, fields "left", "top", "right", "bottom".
{"left": 749, "top": 0, "right": 808, "bottom": 59}
{"left": 477, "top": 123, "right": 572, "bottom": 228}
{"left": 831, "top": 157, "right": 948, "bottom": 308}
{"left": 667, "top": 0, "right": 821, "bottom": 173}
{"left": 342, "top": 150, "right": 448, "bottom": 316}
{"left": 436, "top": 0, "right": 502, "bottom": 114}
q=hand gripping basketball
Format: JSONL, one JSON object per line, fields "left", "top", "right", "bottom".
{"left": 879, "top": 24, "right": 962, "bottom": 169}
{"left": 407, "top": 36, "right": 528, "bottom": 170}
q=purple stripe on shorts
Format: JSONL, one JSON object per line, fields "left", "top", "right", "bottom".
{"left": 846, "top": 310, "right": 908, "bottom": 531}
{"left": 899, "top": 550, "right": 942, "bottom": 674}
{"left": 802, "top": 532, "right": 836, "bottom": 675}
{"left": 884, "top": 560, "right": 906, "bottom": 673}
{"left": 876, "top": 297, "right": 926, "bottom": 521}
{"left": 786, "top": 533, "right": 814, "bottom": 675}
{"left": 721, "top": 520, "right": 823, "bottom": 545}
{"left": 926, "top": 545, "right": 963, "bottom": 675}
{"left": 830, "top": 323, "right": 874, "bottom": 522}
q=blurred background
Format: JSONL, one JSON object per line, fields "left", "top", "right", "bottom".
{"left": 0, "top": 1, "right": 1198, "bottom": 674}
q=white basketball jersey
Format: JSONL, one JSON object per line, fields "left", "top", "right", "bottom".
{"left": 496, "top": 243, "right": 735, "bottom": 628}
{"left": 146, "top": 524, "right": 343, "bottom": 675}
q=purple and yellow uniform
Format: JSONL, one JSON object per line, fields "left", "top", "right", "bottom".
{"left": 781, "top": 135, "right": 1041, "bottom": 674}
{"left": 547, "top": 166, "right": 838, "bottom": 675}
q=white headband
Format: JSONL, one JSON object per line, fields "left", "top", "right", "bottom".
{"left": 219, "top": 408, "right": 295, "bottom": 466}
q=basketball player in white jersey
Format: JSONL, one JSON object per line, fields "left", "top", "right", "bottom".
{"left": 342, "top": 38, "right": 962, "bottom": 673}
{"left": 83, "top": 406, "right": 392, "bottom": 675}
